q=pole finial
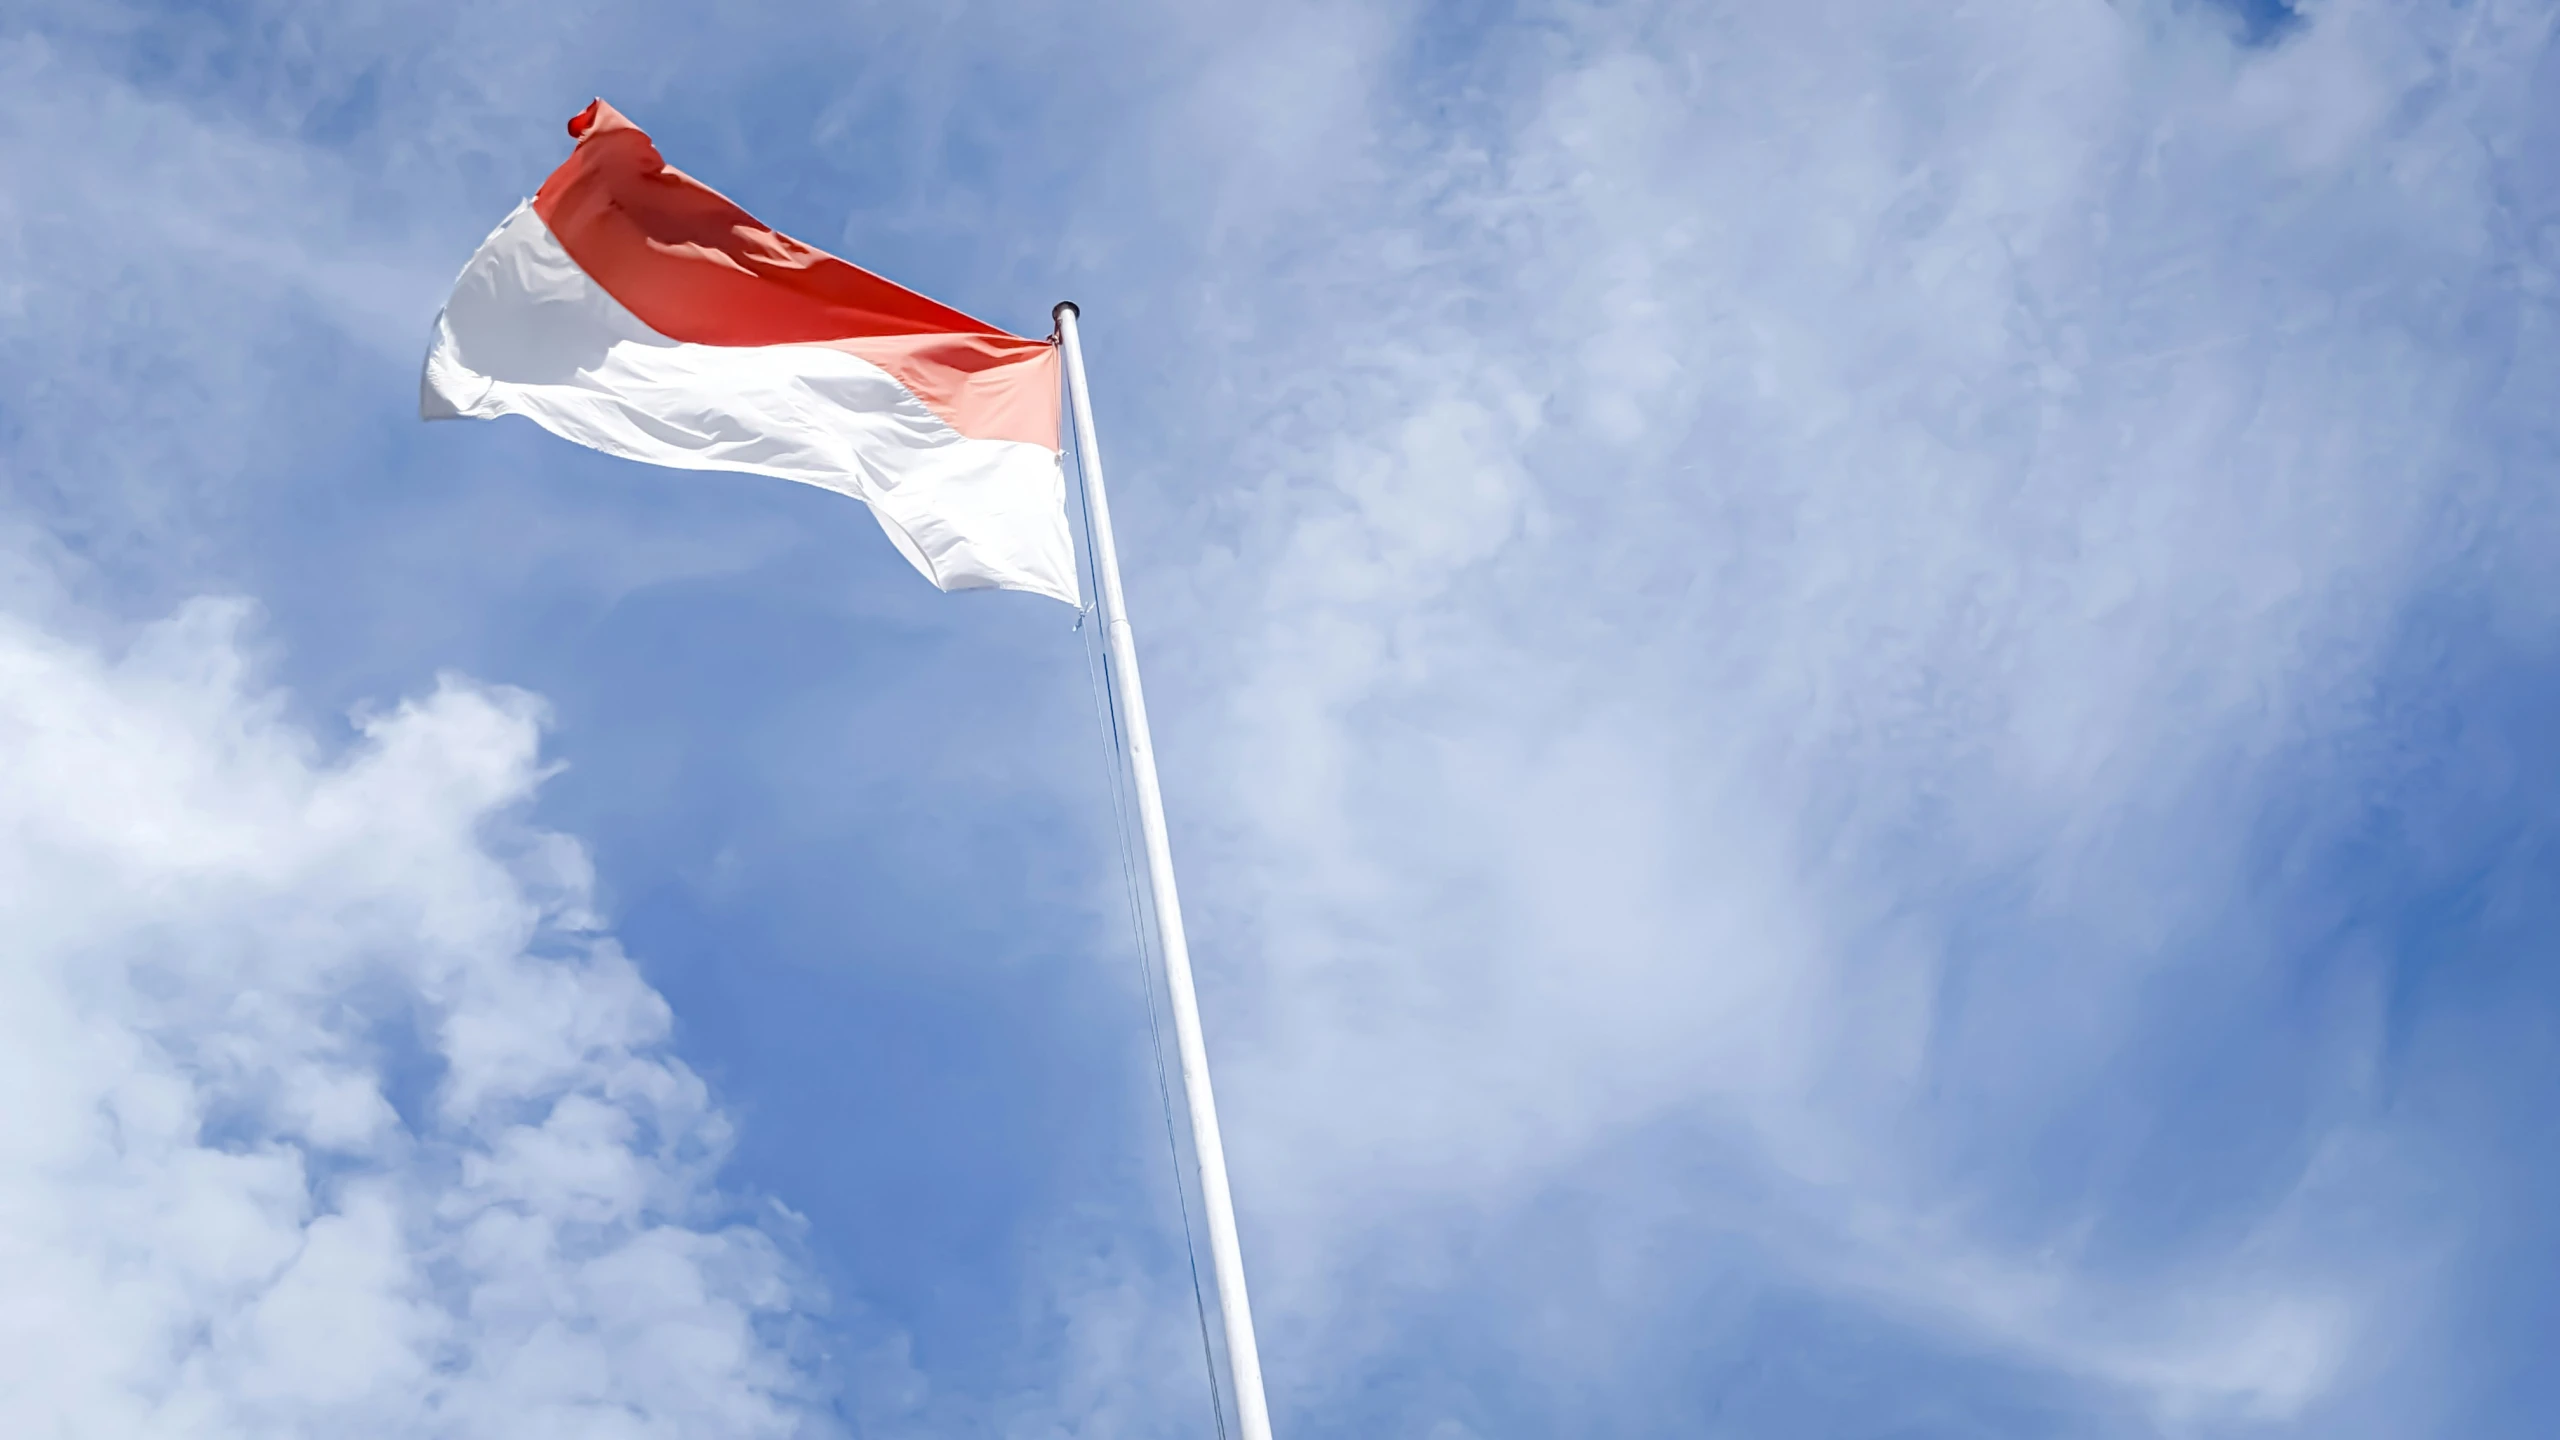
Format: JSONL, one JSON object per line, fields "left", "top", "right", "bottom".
{"left": 1052, "top": 300, "right": 1081, "bottom": 323}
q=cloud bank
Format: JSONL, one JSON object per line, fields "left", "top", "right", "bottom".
{"left": 0, "top": 576, "right": 822, "bottom": 1436}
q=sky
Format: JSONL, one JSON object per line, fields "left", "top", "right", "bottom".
{"left": 2, "top": 0, "right": 2557, "bottom": 1435}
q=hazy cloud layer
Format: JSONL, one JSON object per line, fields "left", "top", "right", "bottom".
{"left": 1129, "top": 1, "right": 2560, "bottom": 1433}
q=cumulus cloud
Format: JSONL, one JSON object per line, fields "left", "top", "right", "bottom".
{"left": 0, "top": 578, "right": 825, "bottom": 1436}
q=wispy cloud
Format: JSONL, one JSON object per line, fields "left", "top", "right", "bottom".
{"left": 1104, "top": 0, "right": 2558, "bottom": 1430}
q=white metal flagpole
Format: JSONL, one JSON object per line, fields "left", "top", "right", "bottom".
{"left": 1053, "top": 301, "right": 1276, "bottom": 1440}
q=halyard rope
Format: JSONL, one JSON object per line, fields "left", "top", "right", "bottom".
{"left": 1068, "top": 417, "right": 1233, "bottom": 1440}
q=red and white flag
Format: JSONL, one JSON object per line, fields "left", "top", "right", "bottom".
{"left": 423, "top": 99, "right": 1076, "bottom": 604}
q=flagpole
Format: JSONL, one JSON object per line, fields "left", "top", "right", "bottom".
{"left": 1054, "top": 301, "right": 1275, "bottom": 1440}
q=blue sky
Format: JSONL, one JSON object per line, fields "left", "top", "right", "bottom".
{"left": 2, "top": 0, "right": 2557, "bottom": 1435}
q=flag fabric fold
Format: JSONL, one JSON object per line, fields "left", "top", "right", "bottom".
{"left": 423, "top": 99, "right": 1077, "bottom": 605}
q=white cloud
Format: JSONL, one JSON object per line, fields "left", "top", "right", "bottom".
{"left": 1106, "top": 0, "right": 2553, "bottom": 1428}
{"left": 0, "top": 584, "right": 826, "bottom": 1436}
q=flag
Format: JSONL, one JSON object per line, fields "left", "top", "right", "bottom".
{"left": 422, "top": 99, "right": 1077, "bottom": 605}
